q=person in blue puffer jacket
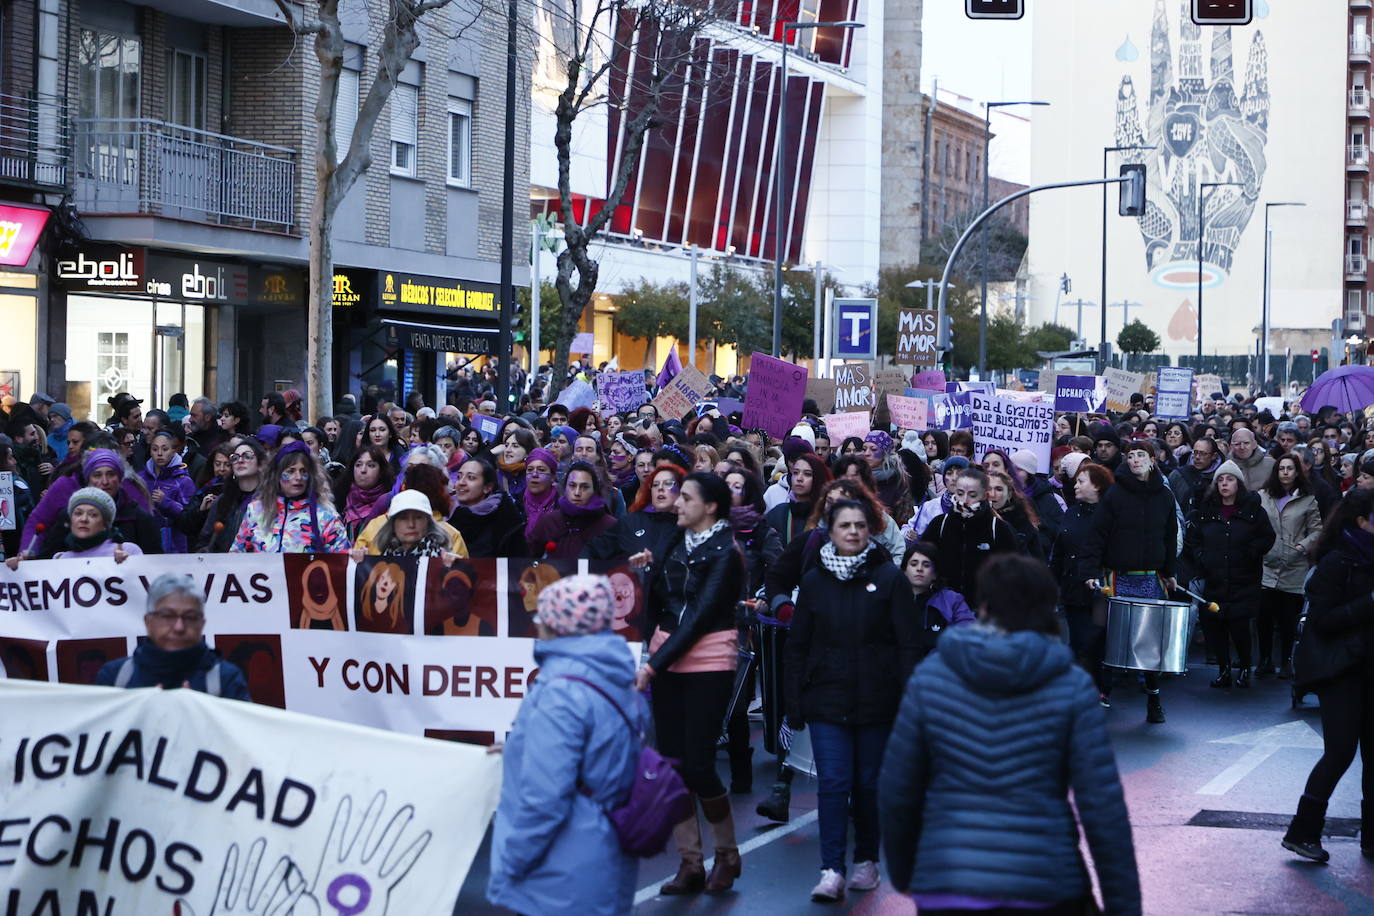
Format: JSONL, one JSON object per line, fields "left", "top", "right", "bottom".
{"left": 487, "top": 574, "right": 646, "bottom": 916}
{"left": 879, "top": 554, "right": 1141, "bottom": 916}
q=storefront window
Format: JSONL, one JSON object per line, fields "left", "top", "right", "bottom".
{"left": 67, "top": 296, "right": 204, "bottom": 422}
{"left": 0, "top": 289, "right": 37, "bottom": 404}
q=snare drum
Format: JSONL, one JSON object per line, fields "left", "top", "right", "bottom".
{"left": 1104, "top": 596, "right": 1192, "bottom": 674}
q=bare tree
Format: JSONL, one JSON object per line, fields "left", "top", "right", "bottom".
{"left": 272, "top": 0, "right": 484, "bottom": 419}
{"left": 545, "top": 0, "right": 731, "bottom": 391}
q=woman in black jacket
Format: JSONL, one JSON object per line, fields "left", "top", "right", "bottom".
{"left": 629, "top": 472, "right": 746, "bottom": 896}
{"left": 784, "top": 498, "right": 919, "bottom": 903}
{"left": 196, "top": 439, "right": 267, "bottom": 552}
{"left": 582, "top": 461, "right": 682, "bottom": 562}
{"left": 987, "top": 470, "right": 1044, "bottom": 562}
{"left": 1183, "top": 460, "right": 1276, "bottom": 689}
{"left": 765, "top": 452, "right": 830, "bottom": 546}
{"left": 1283, "top": 488, "right": 1374, "bottom": 863}
{"left": 1052, "top": 461, "right": 1115, "bottom": 699}
{"left": 448, "top": 458, "right": 527, "bottom": 557}
{"left": 1081, "top": 440, "right": 1178, "bottom": 724}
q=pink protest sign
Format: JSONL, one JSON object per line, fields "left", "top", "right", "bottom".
{"left": 886, "top": 395, "right": 928, "bottom": 431}
{"left": 912, "top": 369, "right": 946, "bottom": 390}
{"left": 741, "top": 354, "right": 809, "bottom": 439}
{"left": 821, "top": 411, "right": 872, "bottom": 443}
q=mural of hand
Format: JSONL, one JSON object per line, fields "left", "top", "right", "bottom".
{"left": 1115, "top": 0, "right": 1270, "bottom": 286}
{"left": 302, "top": 792, "right": 432, "bottom": 916}
{"left": 174, "top": 838, "right": 309, "bottom": 916}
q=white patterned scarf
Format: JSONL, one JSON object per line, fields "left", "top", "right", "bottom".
{"left": 819, "top": 540, "right": 875, "bottom": 581}
{"left": 684, "top": 518, "right": 729, "bottom": 554}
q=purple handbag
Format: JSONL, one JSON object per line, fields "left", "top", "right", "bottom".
{"left": 560, "top": 675, "right": 692, "bottom": 858}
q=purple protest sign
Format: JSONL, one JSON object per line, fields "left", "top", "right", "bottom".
{"left": 912, "top": 369, "right": 945, "bottom": 391}
{"left": 741, "top": 354, "right": 809, "bottom": 439}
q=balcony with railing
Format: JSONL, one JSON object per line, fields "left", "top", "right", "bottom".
{"left": 75, "top": 119, "right": 296, "bottom": 232}
{"left": 1351, "top": 144, "right": 1370, "bottom": 170}
{"left": 1353, "top": 88, "right": 1371, "bottom": 117}
{"left": 1351, "top": 200, "right": 1369, "bottom": 226}
{"left": 0, "top": 92, "right": 70, "bottom": 190}
{"left": 1354, "top": 35, "right": 1372, "bottom": 62}
{"left": 1347, "top": 253, "right": 1367, "bottom": 280}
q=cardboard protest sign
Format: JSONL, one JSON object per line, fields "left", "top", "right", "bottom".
{"left": 741, "top": 354, "right": 809, "bottom": 439}
{"left": 912, "top": 368, "right": 946, "bottom": 391}
{"left": 1102, "top": 368, "right": 1144, "bottom": 412}
{"left": 805, "top": 378, "right": 837, "bottom": 414}
{"left": 598, "top": 369, "right": 649, "bottom": 413}
{"left": 1154, "top": 366, "right": 1195, "bottom": 419}
{"left": 821, "top": 411, "right": 871, "bottom": 443}
{"left": 896, "top": 308, "right": 940, "bottom": 366}
{"left": 1140, "top": 371, "right": 1157, "bottom": 396}
{"left": 651, "top": 365, "right": 709, "bottom": 420}
{"left": 927, "top": 391, "right": 973, "bottom": 430}
{"left": 1053, "top": 375, "right": 1108, "bottom": 413}
{"left": 970, "top": 390, "right": 1055, "bottom": 472}
{"left": 887, "top": 395, "right": 929, "bottom": 431}
{"left": 0, "top": 470, "right": 13, "bottom": 530}
{"left": 873, "top": 367, "right": 911, "bottom": 403}
{"left": 0, "top": 554, "right": 646, "bottom": 737}
{"left": 0, "top": 680, "right": 501, "bottom": 915}
{"left": 1196, "top": 373, "right": 1225, "bottom": 399}
{"left": 832, "top": 362, "right": 876, "bottom": 412}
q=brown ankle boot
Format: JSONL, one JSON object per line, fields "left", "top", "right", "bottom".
{"left": 660, "top": 802, "right": 705, "bottom": 895}
{"left": 700, "top": 793, "right": 741, "bottom": 894}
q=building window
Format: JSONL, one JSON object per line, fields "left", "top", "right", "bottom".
{"left": 168, "top": 49, "right": 207, "bottom": 131}
{"left": 390, "top": 82, "right": 419, "bottom": 176}
{"left": 447, "top": 99, "right": 471, "bottom": 186}
{"left": 336, "top": 63, "right": 360, "bottom": 160}
{"left": 78, "top": 30, "right": 141, "bottom": 122}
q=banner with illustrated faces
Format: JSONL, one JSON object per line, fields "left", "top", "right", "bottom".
{"left": 0, "top": 679, "right": 500, "bottom": 916}
{"left": 0, "top": 554, "right": 644, "bottom": 743}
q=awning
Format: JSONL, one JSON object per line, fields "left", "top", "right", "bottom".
{"left": 381, "top": 319, "right": 499, "bottom": 355}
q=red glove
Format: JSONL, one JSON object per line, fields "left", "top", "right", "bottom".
{"left": 776, "top": 602, "right": 795, "bottom": 624}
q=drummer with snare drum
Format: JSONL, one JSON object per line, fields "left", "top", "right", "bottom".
{"left": 1080, "top": 440, "right": 1180, "bottom": 725}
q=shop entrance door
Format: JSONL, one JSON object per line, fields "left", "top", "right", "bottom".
{"left": 153, "top": 324, "right": 184, "bottom": 406}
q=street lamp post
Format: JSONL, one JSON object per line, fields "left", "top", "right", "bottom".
{"left": 1262, "top": 201, "right": 1306, "bottom": 392}
{"left": 773, "top": 19, "right": 864, "bottom": 358}
{"left": 1101, "top": 144, "right": 1153, "bottom": 372}
{"left": 979, "top": 100, "right": 1047, "bottom": 379}
{"left": 1197, "top": 180, "right": 1244, "bottom": 361}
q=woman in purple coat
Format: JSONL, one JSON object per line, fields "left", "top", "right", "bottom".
{"left": 139, "top": 429, "right": 196, "bottom": 552}
{"left": 901, "top": 540, "right": 974, "bottom": 662}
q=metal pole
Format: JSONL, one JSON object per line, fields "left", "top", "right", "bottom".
{"left": 772, "top": 38, "right": 788, "bottom": 358}
{"left": 530, "top": 222, "right": 540, "bottom": 391}
{"left": 688, "top": 246, "right": 699, "bottom": 368}
{"left": 1197, "top": 185, "right": 1204, "bottom": 362}
{"left": 495, "top": 0, "right": 517, "bottom": 409}
{"left": 1262, "top": 209, "right": 1272, "bottom": 391}
{"left": 937, "top": 176, "right": 1131, "bottom": 348}
{"left": 979, "top": 105, "right": 991, "bottom": 379}
{"left": 822, "top": 286, "right": 834, "bottom": 378}
{"left": 1100, "top": 149, "right": 1109, "bottom": 374}
{"left": 812, "top": 260, "right": 822, "bottom": 370}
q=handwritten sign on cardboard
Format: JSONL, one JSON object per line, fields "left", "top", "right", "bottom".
{"left": 1102, "top": 368, "right": 1144, "bottom": 413}
{"left": 896, "top": 309, "right": 939, "bottom": 367}
{"left": 651, "top": 365, "right": 710, "bottom": 420}
{"left": 741, "top": 354, "right": 809, "bottom": 439}
{"left": 833, "top": 362, "right": 876, "bottom": 412}
{"left": 970, "top": 391, "right": 1055, "bottom": 472}
{"left": 887, "top": 395, "right": 928, "bottom": 431}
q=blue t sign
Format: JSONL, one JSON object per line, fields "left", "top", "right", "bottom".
{"left": 966, "top": 0, "right": 1024, "bottom": 21}
{"left": 833, "top": 298, "right": 878, "bottom": 361}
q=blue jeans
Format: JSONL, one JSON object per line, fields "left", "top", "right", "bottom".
{"left": 809, "top": 721, "right": 889, "bottom": 873}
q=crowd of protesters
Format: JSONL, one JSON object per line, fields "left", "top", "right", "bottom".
{"left": 9, "top": 362, "right": 1374, "bottom": 910}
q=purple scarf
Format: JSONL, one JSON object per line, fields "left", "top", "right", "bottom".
{"left": 558, "top": 493, "right": 607, "bottom": 522}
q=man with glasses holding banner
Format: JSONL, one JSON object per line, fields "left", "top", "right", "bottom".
{"left": 96, "top": 573, "right": 252, "bottom": 700}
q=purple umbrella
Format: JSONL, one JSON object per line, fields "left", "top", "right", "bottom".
{"left": 1301, "top": 365, "right": 1374, "bottom": 414}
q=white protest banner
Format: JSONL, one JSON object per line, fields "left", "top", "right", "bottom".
{"left": 0, "top": 554, "right": 645, "bottom": 738}
{"left": 820, "top": 411, "right": 871, "bottom": 443}
{"left": 554, "top": 378, "right": 596, "bottom": 410}
{"left": 1102, "top": 368, "right": 1144, "bottom": 412}
{"left": 896, "top": 308, "right": 939, "bottom": 367}
{"left": 598, "top": 369, "right": 649, "bottom": 413}
{"left": 0, "top": 680, "right": 501, "bottom": 915}
{"left": 886, "top": 395, "right": 928, "bottom": 431}
{"left": 832, "top": 362, "right": 875, "bottom": 412}
{"left": 970, "top": 391, "right": 1055, "bottom": 472}
{"left": 1154, "top": 366, "right": 1195, "bottom": 419}
{"left": 0, "top": 470, "right": 13, "bottom": 530}
{"left": 1255, "top": 395, "right": 1285, "bottom": 416}
{"left": 651, "top": 364, "right": 710, "bottom": 420}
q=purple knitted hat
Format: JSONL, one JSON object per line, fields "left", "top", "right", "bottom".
{"left": 82, "top": 448, "right": 124, "bottom": 479}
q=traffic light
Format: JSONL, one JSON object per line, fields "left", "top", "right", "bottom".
{"left": 966, "top": 0, "right": 1023, "bottom": 20}
{"left": 511, "top": 298, "right": 526, "bottom": 344}
{"left": 939, "top": 314, "right": 954, "bottom": 351}
{"left": 1191, "top": 0, "right": 1251, "bottom": 26}
{"left": 1119, "top": 163, "right": 1147, "bottom": 217}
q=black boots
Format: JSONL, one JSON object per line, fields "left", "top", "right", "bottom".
{"left": 1210, "top": 667, "right": 1232, "bottom": 688}
{"left": 1145, "top": 691, "right": 1165, "bottom": 724}
{"left": 1282, "top": 794, "right": 1330, "bottom": 863}
{"left": 756, "top": 781, "right": 791, "bottom": 822}
{"left": 1234, "top": 667, "right": 1252, "bottom": 688}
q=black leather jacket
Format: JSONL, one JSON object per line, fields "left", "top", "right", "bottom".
{"left": 645, "top": 523, "right": 746, "bottom": 672}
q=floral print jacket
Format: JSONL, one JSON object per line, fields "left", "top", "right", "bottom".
{"left": 231, "top": 497, "right": 351, "bottom": 553}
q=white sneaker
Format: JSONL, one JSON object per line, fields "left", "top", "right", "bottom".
{"left": 811, "top": 868, "right": 846, "bottom": 902}
{"left": 848, "top": 860, "right": 880, "bottom": 891}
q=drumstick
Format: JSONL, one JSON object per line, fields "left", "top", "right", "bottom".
{"left": 1173, "top": 584, "right": 1220, "bottom": 613}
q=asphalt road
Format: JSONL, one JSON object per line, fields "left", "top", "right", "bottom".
{"left": 456, "top": 654, "right": 1372, "bottom": 915}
